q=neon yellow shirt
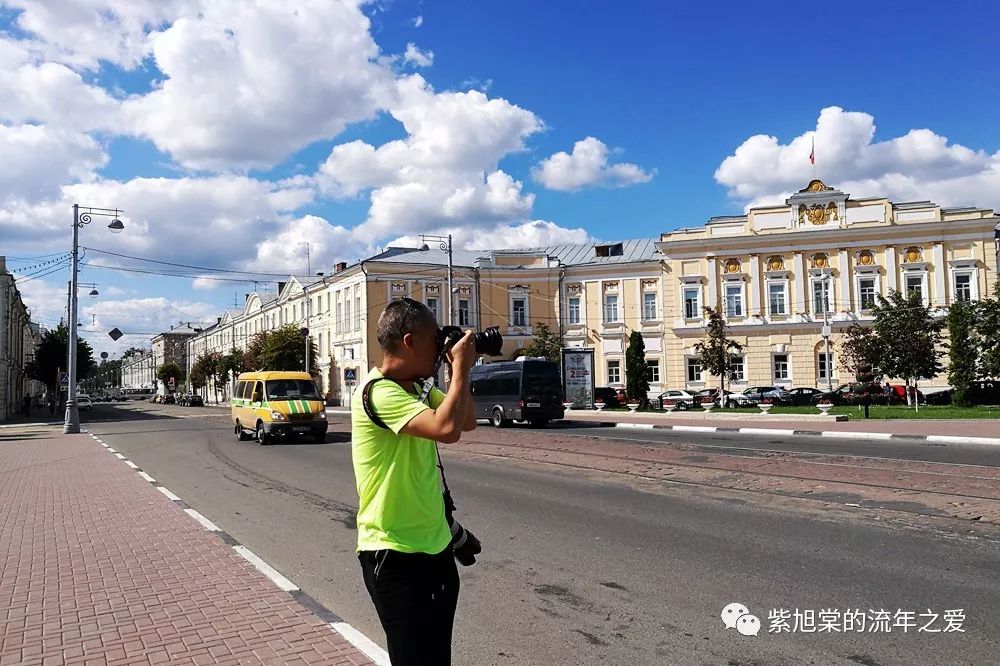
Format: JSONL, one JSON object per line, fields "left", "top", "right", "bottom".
{"left": 351, "top": 367, "right": 451, "bottom": 554}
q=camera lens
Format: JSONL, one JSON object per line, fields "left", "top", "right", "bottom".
{"left": 474, "top": 327, "right": 503, "bottom": 356}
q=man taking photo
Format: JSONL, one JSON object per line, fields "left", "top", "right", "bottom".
{"left": 352, "top": 297, "right": 479, "bottom": 665}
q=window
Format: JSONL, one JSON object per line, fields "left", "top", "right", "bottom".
{"left": 318, "top": 332, "right": 323, "bottom": 357}
{"left": 731, "top": 355, "right": 745, "bottom": 382}
{"left": 686, "top": 358, "right": 703, "bottom": 383}
{"left": 426, "top": 297, "right": 439, "bottom": 320}
{"left": 355, "top": 286, "right": 361, "bottom": 331}
{"left": 905, "top": 275, "right": 924, "bottom": 302}
{"left": 604, "top": 294, "right": 619, "bottom": 322}
{"left": 643, "top": 292, "right": 658, "bottom": 320}
{"left": 725, "top": 284, "right": 743, "bottom": 317}
{"left": 768, "top": 283, "right": 787, "bottom": 316}
{"left": 683, "top": 287, "right": 700, "bottom": 319}
{"left": 818, "top": 352, "right": 834, "bottom": 382}
{"left": 859, "top": 278, "right": 876, "bottom": 310}
{"left": 344, "top": 298, "right": 351, "bottom": 333}
{"left": 567, "top": 296, "right": 581, "bottom": 325}
{"left": 812, "top": 279, "right": 831, "bottom": 314}
{"left": 512, "top": 298, "right": 527, "bottom": 327}
{"left": 326, "top": 293, "right": 331, "bottom": 312}
{"left": 607, "top": 360, "right": 621, "bottom": 384}
{"left": 335, "top": 301, "right": 342, "bottom": 335}
{"left": 954, "top": 273, "right": 972, "bottom": 302}
{"left": 646, "top": 359, "right": 660, "bottom": 383}
{"left": 773, "top": 354, "right": 790, "bottom": 382}
{"left": 458, "top": 299, "right": 470, "bottom": 327}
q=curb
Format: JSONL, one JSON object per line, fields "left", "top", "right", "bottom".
{"left": 82, "top": 430, "right": 390, "bottom": 666}
{"left": 598, "top": 422, "right": 1000, "bottom": 447}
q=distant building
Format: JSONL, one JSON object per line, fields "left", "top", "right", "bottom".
{"left": 1, "top": 257, "right": 41, "bottom": 419}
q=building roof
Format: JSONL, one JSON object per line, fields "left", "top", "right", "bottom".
{"left": 366, "top": 246, "right": 488, "bottom": 268}
{"left": 491, "top": 238, "right": 661, "bottom": 266}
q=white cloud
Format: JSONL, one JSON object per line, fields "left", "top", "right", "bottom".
{"left": 715, "top": 106, "right": 1000, "bottom": 210}
{"left": 412, "top": 15, "right": 424, "bottom": 28}
{"left": 403, "top": 42, "right": 433, "bottom": 68}
{"left": 78, "top": 295, "right": 219, "bottom": 357}
{"left": 532, "top": 137, "right": 654, "bottom": 191}
{"left": 251, "top": 214, "right": 367, "bottom": 274}
{"left": 390, "top": 220, "right": 591, "bottom": 253}
{"left": 123, "top": 0, "right": 393, "bottom": 170}
{"left": 0, "top": 124, "right": 107, "bottom": 204}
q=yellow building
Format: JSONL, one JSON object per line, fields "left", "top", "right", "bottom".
{"left": 656, "top": 180, "right": 1000, "bottom": 392}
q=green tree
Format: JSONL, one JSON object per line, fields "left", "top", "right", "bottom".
{"left": 244, "top": 332, "right": 268, "bottom": 372}
{"left": 839, "top": 324, "right": 884, "bottom": 383}
{"left": 260, "top": 325, "right": 318, "bottom": 374}
{"left": 694, "top": 306, "right": 743, "bottom": 405}
{"left": 25, "top": 323, "right": 96, "bottom": 391}
{"left": 156, "top": 362, "right": 184, "bottom": 392}
{"left": 520, "top": 322, "right": 563, "bottom": 363}
{"left": 625, "top": 331, "right": 650, "bottom": 405}
{"left": 189, "top": 353, "right": 212, "bottom": 390}
{"left": 947, "top": 300, "right": 978, "bottom": 406}
{"left": 978, "top": 281, "right": 1000, "bottom": 379}
{"left": 871, "top": 290, "right": 944, "bottom": 406}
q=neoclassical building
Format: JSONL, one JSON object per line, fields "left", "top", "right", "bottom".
{"left": 656, "top": 180, "right": 999, "bottom": 391}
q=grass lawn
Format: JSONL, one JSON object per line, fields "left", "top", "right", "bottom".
{"left": 762, "top": 405, "right": 1000, "bottom": 420}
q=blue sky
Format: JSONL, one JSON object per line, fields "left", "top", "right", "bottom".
{"left": 2, "top": 0, "right": 999, "bottom": 355}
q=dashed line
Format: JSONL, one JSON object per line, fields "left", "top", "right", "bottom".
{"left": 138, "top": 471, "right": 156, "bottom": 483}
{"left": 331, "top": 622, "right": 391, "bottom": 666}
{"left": 114, "top": 453, "right": 126, "bottom": 460}
{"left": 823, "top": 431, "right": 893, "bottom": 440}
{"left": 184, "top": 508, "right": 220, "bottom": 532}
{"left": 232, "top": 545, "right": 299, "bottom": 592}
{"left": 106, "top": 447, "right": 117, "bottom": 453}
{"left": 124, "top": 460, "right": 139, "bottom": 469}
{"left": 740, "top": 428, "right": 797, "bottom": 436}
{"left": 156, "top": 486, "right": 182, "bottom": 502}
{"left": 671, "top": 425, "right": 719, "bottom": 433}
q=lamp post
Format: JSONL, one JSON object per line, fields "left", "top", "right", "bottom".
{"left": 64, "top": 205, "right": 123, "bottom": 434}
{"left": 821, "top": 269, "right": 833, "bottom": 392}
{"left": 420, "top": 234, "right": 454, "bottom": 325}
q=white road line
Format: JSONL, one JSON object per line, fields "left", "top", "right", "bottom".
{"left": 124, "top": 461, "right": 139, "bottom": 469}
{"left": 614, "top": 423, "right": 656, "bottom": 430}
{"left": 331, "top": 622, "right": 390, "bottom": 666}
{"left": 671, "top": 425, "right": 718, "bottom": 433}
{"left": 232, "top": 545, "right": 299, "bottom": 592}
{"left": 926, "top": 435, "right": 1000, "bottom": 446}
{"left": 138, "top": 472, "right": 156, "bottom": 483}
{"left": 156, "top": 486, "right": 182, "bottom": 501}
{"left": 821, "top": 431, "right": 893, "bottom": 440}
{"left": 184, "top": 508, "right": 221, "bottom": 532}
{"left": 114, "top": 453, "right": 126, "bottom": 460}
{"left": 739, "top": 428, "right": 797, "bottom": 436}
{"left": 106, "top": 447, "right": 116, "bottom": 453}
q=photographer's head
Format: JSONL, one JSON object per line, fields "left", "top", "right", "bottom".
{"left": 377, "top": 297, "right": 440, "bottom": 378}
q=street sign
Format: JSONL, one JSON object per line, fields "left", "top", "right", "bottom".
{"left": 108, "top": 327, "right": 123, "bottom": 341}
{"left": 100, "top": 352, "right": 109, "bottom": 359}
{"left": 344, "top": 368, "right": 357, "bottom": 383}
{"left": 58, "top": 372, "right": 69, "bottom": 387}
{"left": 168, "top": 376, "right": 175, "bottom": 388}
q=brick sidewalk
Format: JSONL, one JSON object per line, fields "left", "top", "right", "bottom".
{"left": 0, "top": 426, "right": 374, "bottom": 665}
{"left": 564, "top": 409, "right": 1000, "bottom": 438}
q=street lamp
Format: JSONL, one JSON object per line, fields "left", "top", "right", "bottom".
{"left": 420, "top": 234, "right": 454, "bottom": 326}
{"left": 64, "top": 205, "right": 124, "bottom": 434}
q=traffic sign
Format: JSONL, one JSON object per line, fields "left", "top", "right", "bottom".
{"left": 344, "top": 368, "right": 357, "bottom": 383}
{"left": 108, "top": 327, "right": 123, "bottom": 341}
{"left": 58, "top": 372, "right": 69, "bottom": 387}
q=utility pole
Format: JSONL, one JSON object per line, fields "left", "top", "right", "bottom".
{"left": 821, "top": 270, "right": 832, "bottom": 392}
{"left": 447, "top": 234, "right": 454, "bottom": 326}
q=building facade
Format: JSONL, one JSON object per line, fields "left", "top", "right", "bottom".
{"left": 121, "top": 351, "right": 155, "bottom": 390}
{"left": 1, "top": 257, "right": 42, "bottom": 419}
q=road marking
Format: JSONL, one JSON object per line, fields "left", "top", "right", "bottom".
{"left": 114, "top": 453, "right": 126, "bottom": 459}
{"left": 671, "top": 425, "right": 718, "bottom": 433}
{"left": 926, "top": 435, "right": 1000, "bottom": 446}
{"left": 232, "top": 545, "right": 299, "bottom": 592}
{"left": 821, "top": 431, "right": 893, "bottom": 440}
{"left": 106, "top": 447, "right": 116, "bottom": 453}
{"left": 614, "top": 423, "right": 656, "bottom": 430}
{"left": 138, "top": 472, "right": 156, "bottom": 483}
{"left": 156, "top": 486, "right": 182, "bottom": 501}
{"left": 739, "top": 428, "right": 797, "bottom": 436}
{"left": 331, "top": 622, "right": 390, "bottom": 666}
{"left": 124, "top": 461, "right": 139, "bottom": 469}
{"left": 184, "top": 508, "right": 221, "bottom": 532}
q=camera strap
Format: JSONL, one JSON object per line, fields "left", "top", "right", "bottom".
{"left": 361, "top": 377, "right": 452, "bottom": 495}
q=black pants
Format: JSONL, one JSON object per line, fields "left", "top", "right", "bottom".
{"left": 359, "top": 548, "right": 460, "bottom": 665}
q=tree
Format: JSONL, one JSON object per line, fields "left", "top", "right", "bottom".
{"left": 156, "top": 362, "right": 184, "bottom": 392}
{"left": 25, "top": 323, "right": 96, "bottom": 391}
{"left": 121, "top": 346, "right": 146, "bottom": 360}
{"left": 839, "top": 324, "right": 884, "bottom": 383}
{"left": 978, "top": 281, "right": 1000, "bottom": 379}
{"left": 244, "top": 332, "right": 268, "bottom": 372}
{"left": 694, "top": 306, "right": 743, "bottom": 404}
{"left": 624, "top": 331, "right": 650, "bottom": 406}
{"left": 189, "top": 352, "right": 222, "bottom": 401}
{"left": 217, "top": 347, "right": 246, "bottom": 396}
{"left": 260, "top": 325, "right": 318, "bottom": 374}
{"left": 871, "top": 290, "right": 944, "bottom": 406}
{"left": 947, "top": 300, "right": 978, "bottom": 406}
{"left": 520, "top": 322, "right": 563, "bottom": 363}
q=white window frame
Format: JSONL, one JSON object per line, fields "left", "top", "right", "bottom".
{"left": 603, "top": 293, "right": 620, "bottom": 323}
{"left": 772, "top": 353, "right": 791, "bottom": 384}
{"left": 355, "top": 285, "right": 362, "bottom": 331}
{"left": 458, "top": 298, "right": 471, "bottom": 327}
{"left": 344, "top": 296, "right": 351, "bottom": 333}
{"left": 724, "top": 282, "right": 744, "bottom": 318}
{"left": 856, "top": 274, "right": 879, "bottom": 312}
{"left": 642, "top": 291, "right": 658, "bottom": 321}
{"left": 731, "top": 355, "right": 746, "bottom": 383}
{"left": 766, "top": 280, "right": 788, "bottom": 317}
{"left": 817, "top": 351, "right": 835, "bottom": 383}
{"left": 607, "top": 359, "right": 622, "bottom": 385}
{"left": 567, "top": 296, "right": 581, "bottom": 325}
{"left": 686, "top": 357, "right": 703, "bottom": 384}
{"left": 511, "top": 296, "right": 528, "bottom": 328}
{"left": 950, "top": 266, "right": 978, "bottom": 303}
{"left": 682, "top": 287, "right": 701, "bottom": 320}
{"left": 903, "top": 271, "right": 929, "bottom": 306}
{"left": 335, "top": 300, "right": 342, "bottom": 335}
{"left": 810, "top": 276, "right": 833, "bottom": 315}
{"left": 426, "top": 296, "right": 439, "bottom": 321}
{"left": 646, "top": 358, "right": 660, "bottom": 384}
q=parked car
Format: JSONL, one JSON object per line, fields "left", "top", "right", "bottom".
{"left": 187, "top": 394, "right": 204, "bottom": 407}
{"left": 163, "top": 394, "right": 176, "bottom": 404}
{"left": 471, "top": 359, "right": 565, "bottom": 427}
{"left": 149, "top": 395, "right": 159, "bottom": 403}
{"left": 692, "top": 388, "right": 732, "bottom": 407}
{"left": 657, "top": 389, "right": 697, "bottom": 410}
{"left": 78, "top": 395, "right": 93, "bottom": 411}
{"left": 886, "top": 384, "right": 925, "bottom": 405}
{"left": 925, "top": 380, "right": 1000, "bottom": 406}
{"left": 787, "top": 387, "right": 825, "bottom": 406}
{"left": 176, "top": 394, "right": 189, "bottom": 406}
{"left": 726, "top": 386, "right": 791, "bottom": 408}
{"left": 594, "top": 387, "right": 627, "bottom": 408}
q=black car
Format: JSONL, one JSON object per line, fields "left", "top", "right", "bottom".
{"left": 926, "top": 380, "right": 1000, "bottom": 406}
{"left": 593, "top": 387, "right": 625, "bottom": 409}
{"left": 471, "top": 359, "right": 565, "bottom": 427}
{"left": 187, "top": 395, "right": 204, "bottom": 407}
{"left": 788, "top": 387, "right": 824, "bottom": 406}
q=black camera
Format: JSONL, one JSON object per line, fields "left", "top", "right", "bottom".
{"left": 437, "top": 325, "right": 503, "bottom": 357}
{"left": 444, "top": 489, "right": 481, "bottom": 566}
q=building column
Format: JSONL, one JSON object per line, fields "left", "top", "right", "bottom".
{"left": 748, "top": 254, "right": 761, "bottom": 316}
{"left": 838, "top": 248, "right": 851, "bottom": 316}
{"left": 793, "top": 252, "right": 806, "bottom": 321}
{"left": 885, "top": 246, "right": 898, "bottom": 293}
{"left": 707, "top": 257, "right": 718, "bottom": 309}
{"left": 932, "top": 242, "right": 946, "bottom": 307}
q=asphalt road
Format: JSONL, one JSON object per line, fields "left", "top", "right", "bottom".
{"left": 86, "top": 402, "right": 1000, "bottom": 665}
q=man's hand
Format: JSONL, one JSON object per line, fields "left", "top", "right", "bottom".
{"left": 448, "top": 330, "right": 477, "bottom": 373}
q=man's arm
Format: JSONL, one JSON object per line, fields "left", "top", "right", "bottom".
{"left": 400, "top": 331, "right": 476, "bottom": 443}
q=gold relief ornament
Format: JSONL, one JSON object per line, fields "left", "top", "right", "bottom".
{"left": 812, "top": 253, "right": 829, "bottom": 269}
{"left": 858, "top": 250, "right": 875, "bottom": 266}
{"left": 905, "top": 246, "right": 922, "bottom": 263}
{"left": 766, "top": 255, "right": 784, "bottom": 271}
{"left": 798, "top": 202, "right": 839, "bottom": 226}
{"left": 724, "top": 258, "right": 741, "bottom": 274}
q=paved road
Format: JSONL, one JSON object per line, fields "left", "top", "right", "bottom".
{"left": 86, "top": 402, "right": 1000, "bottom": 665}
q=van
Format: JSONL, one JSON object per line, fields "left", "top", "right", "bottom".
{"left": 231, "top": 371, "right": 328, "bottom": 444}
{"left": 470, "top": 359, "right": 564, "bottom": 428}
